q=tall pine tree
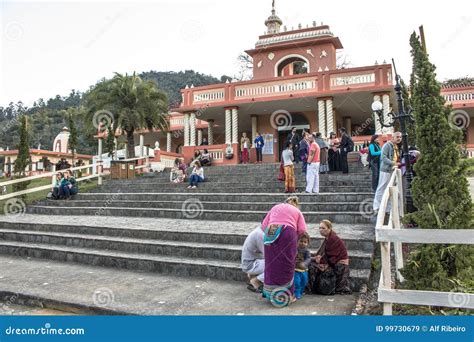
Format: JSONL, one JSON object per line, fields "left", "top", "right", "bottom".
{"left": 402, "top": 33, "right": 473, "bottom": 295}
{"left": 13, "top": 115, "right": 31, "bottom": 196}
{"left": 67, "top": 109, "right": 78, "bottom": 167}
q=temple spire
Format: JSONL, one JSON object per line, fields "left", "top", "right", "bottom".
{"left": 265, "top": 0, "right": 282, "bottom": 34}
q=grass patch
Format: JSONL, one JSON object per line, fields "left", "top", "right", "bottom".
{"left": 0, "top": 176, "right": 100, "bottom": 215}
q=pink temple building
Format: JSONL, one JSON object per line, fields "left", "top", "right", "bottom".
{"left": 137, "top": 3, "right": 474, "bottom": 165}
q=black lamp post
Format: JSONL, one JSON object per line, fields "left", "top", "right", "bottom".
{"left": 371, "top": 59, "right": 416, "bottom": 213}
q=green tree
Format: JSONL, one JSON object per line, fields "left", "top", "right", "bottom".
{"left": 12, "top": 115, "right": 31, "bottom": 196}
{"left": 85, "top": 72, "right": 169, "bottom": 158}
{"left": 401, "top": 33, "right": 473, "bottom": 297}
{"left": 66, "top": 108, "right": 78, "bottom": 167}
{"left": 104, "top": 126, "right": 116, "bottom": 158}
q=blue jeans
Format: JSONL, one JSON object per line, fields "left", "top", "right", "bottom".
{"left": 189, "top": 174, "right": 203, "bottom": 187}
{"left": 59, "top": 184, "right": 70, "bottom": 198}
{"left": 294, "top": 271, "right": 308, "bottom": 299}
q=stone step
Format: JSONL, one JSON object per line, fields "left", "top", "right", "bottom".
{"left": 73, "top": 192, "right": 375, "bottom": 203}
{"left": 0, "top": 220, "right": 375, "bottom": 252}
{"left": 26, "top": 205, "right": 373, "bottom": 223}
{"left": 0, "top": 255, "right": 360, "bottom": 315}
{"left": 0, "top": 229, "right": 373, "bottom": 269}
{"left": 105, "top": 178, "right": 372, "bottom": 187}
{"left": 0, "top": 241, "right": 370, "bottom": 291}
{"left": 94, "top": 185, "right": 372, "bottom": 193}
{"left": 36, "top": 200, "right": 365, "bottom": 212}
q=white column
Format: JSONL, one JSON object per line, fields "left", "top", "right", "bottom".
{"left": 373, "top": 95, "right": 382, "bottom": 134}
{"left": 166, "top": 132, "right": 172, "bottom": 152}
{"left": 97, "top": 138, "right": 103, "bottom": 185}
{"left": 197, "top": 129, "right": 203, "bottom": 146}
{"left": 382, "top": 94, "right": 393, "bottom": 134}
{"left": 113, "top": 137, "right": 117, "bottom": 160}
{"left": 189, "top": 112, "right": 196, "bottom": 146}
{"left": 208, "top": 120, "right": 214, "bottom": 145}
{"left": 318, "top": 99, "right": 326, "bottom": 137}
{"left": 325, "top": 98, "right": 335, "bottom": 137}
{"left": 251, "top": 115, "right": 257, "bottom": 146}
{"left": 183, "top": 113, "right": 190, "bottom": 146}
{"left": 139, "top": 134, "right": 144, "bottom": 157}
{"left": 225, "top": 109, "right": 232, "bottom": 144}
{"left": 231, "top": 108, "right": 239, "bottom": 144}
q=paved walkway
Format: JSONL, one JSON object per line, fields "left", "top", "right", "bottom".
{"left": 0, "top": 255, "right": 356, "bottom": 315}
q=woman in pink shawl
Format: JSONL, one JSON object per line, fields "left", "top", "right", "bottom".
{"left": 260, "top": 196, "right": 307, "bottom": 307}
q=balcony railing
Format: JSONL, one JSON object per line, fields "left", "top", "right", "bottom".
{"left": 179, "top": 64, "right": 392, "bottom": 109}
{"left": 442, "top": 88, "right": 474, "bottom": 104}
{"left": 235, "top": 78, "right": 316, "bottom": 100}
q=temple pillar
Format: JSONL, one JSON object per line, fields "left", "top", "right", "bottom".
{"left": 225, "top": 109, "right": 232, "bottom": 144}
{"left": 231, "top": 108, "right": 239, "bottom": 144}
{"left": 318, "top": 99, "right": 326, "bottom": 137}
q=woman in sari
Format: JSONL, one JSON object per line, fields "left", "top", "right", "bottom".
{"left": 261, "top": 196, "right": 307, "bottom": 307}
{"left": 328, "top": 132, "right": 340, "bottom": 172}
{"left": 315, "top": 133, "right": 329, "bottom": 174}
{"left": 310, "top": 219, "right": 352, "bottom": 295}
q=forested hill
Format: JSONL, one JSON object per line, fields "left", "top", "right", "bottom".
{"left": 0, "top": 70, "right": 225, "bottom": 155}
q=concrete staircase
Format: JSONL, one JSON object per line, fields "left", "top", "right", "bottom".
{"left": 0, "top": 162, "right": 375, "bottom": 296}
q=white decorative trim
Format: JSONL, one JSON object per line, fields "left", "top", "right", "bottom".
{"left": 197, "top": 129, "right": 203, "bottom": 146}
{"left": 208, "top": 121, "right": 214, "bottom": 145}
{"left": 256, "top": 28, "right": 334, "bottom": 47}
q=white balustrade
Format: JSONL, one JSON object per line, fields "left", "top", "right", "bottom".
{"left": 170, "top": 118, "right": 185, "bottom": 126}
{"left": 442, "top": 92, "right": 474, "bottom": 102}
{"left": 235, "top": 79, "right": 316, "bottom": 99}
{"left": 193, "top": 90, "right": 225, "bottom": 103}
{"left": 209, "top": 150, "right": 224, "bottom": 161}
{"left": 330, "top": 73, "right": 375, "bottom": 87}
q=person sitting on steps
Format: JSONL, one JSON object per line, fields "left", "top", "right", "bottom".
{"left": 187, "top": 161, "right": 205, "bottom": 189}
{"left": 200, "top": 149, "right": 212, "bottom": 166}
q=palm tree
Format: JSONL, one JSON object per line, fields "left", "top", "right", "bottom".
{"left": 85, "top": 72, "right": 169, "bottom": 158}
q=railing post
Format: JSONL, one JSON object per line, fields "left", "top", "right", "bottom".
{"left": 51, "top": 164, "right": 57, "bottom": 188}
{"left": 390, "top": 186, "right": 405, "bottom": 282}
{"left": 98, "top": 137, "right": 103, "bottom": 186}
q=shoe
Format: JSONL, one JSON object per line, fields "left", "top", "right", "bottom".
{"left": 192, "top": 186, "right": 197, "bottom": 189}
{"left": 249, "top": 277, "right": 262, "bottom": 290}
{"left": 187, "top": 186, "right": 192, "bottom": 189}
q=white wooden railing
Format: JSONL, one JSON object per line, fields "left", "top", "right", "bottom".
{"left": 376, "top": 169, "right": 474, "bottom": 314}
{"left": 235, "top": 78, "right": 316, "bottom": 99}
{"left": 0, "top": 156, "right": 150, "bottom": 201}
{"left": 170, "top": 117, "right": 185, "bottom": 126}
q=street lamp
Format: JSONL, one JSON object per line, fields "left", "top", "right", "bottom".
{"left": 371, "top": 59, "right": 416, "bottom": 213}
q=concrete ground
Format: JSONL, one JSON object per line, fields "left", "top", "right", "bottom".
{"left": 0, "top": 255, "right": 357, "bottom": 315}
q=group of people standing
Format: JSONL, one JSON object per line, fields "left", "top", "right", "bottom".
{"left": 241, "top": 196, "right": 352, "bottom": 307}
{"left": 280, "top": 127, "right": 354, "bottom": 194}
{"left": 239, "top": 132, "right": 265, "bottom": 164}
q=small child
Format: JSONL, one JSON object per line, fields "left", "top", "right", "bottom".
{"left": 294, "top": 232, "right": 311, "bottom": 299}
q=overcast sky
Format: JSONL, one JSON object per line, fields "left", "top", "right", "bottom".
{"left": 1, "top": 0, "right": 473, "bottom": 108}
